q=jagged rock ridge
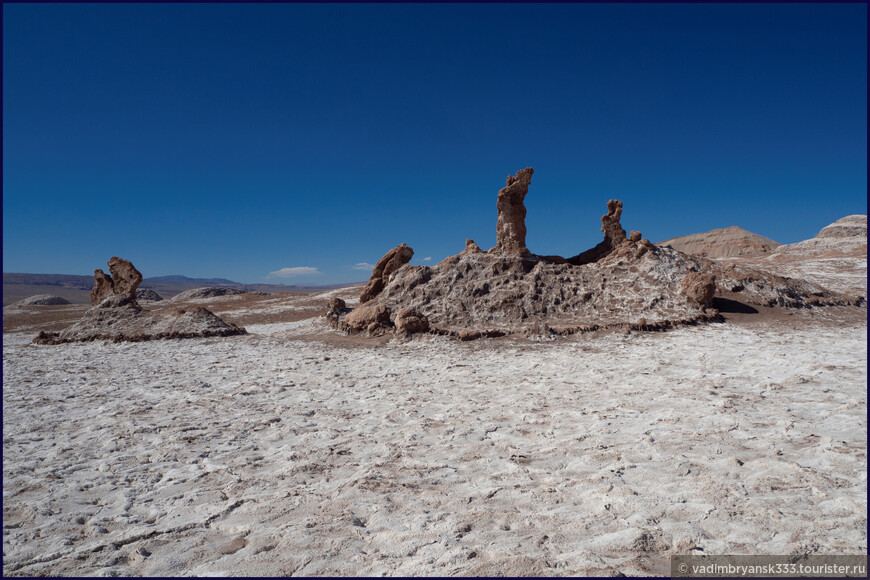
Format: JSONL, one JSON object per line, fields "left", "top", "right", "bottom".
{"left": 329, "top": 168, "right": 860, "bottom": 339}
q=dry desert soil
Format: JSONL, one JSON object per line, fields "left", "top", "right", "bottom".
{"left": 2, "top": 279, "right": 867, "bottom": 577}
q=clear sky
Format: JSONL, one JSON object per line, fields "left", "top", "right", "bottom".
{"left": 3, "top": 3, "right": 867, "bottom": 284}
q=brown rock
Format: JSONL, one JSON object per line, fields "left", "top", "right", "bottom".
{"left": 360, "top": 243, "right": 414, "bottom": 303}
{"left": 394, "top": 307, "right": 430, "bottom": 334}
{"left": 629, "top": 230, "right": 642, "bottom": 243}
{"left": 345, "top": 303, "right": 392, "bottom": 331}
{"left": 346, "top": 170, "right": 854, "bottom": 340}
{"left": 461, "top": 239, "right": 484, "bottom": 255}
{"left": 680, "top": 272, "right": 717, "bottom": 308}
{"left": 89, "top": 257, "right": 143, "bottom": 305}
{"left": 327, "top": 297, "right": 347, "bottom": 314}
{"left": 90, "top": 269, "right": 115, "bottom": 306}
{"left": 570, "top": 200, "right": 628, "bottom": 265}
{"left": 325, "top": 297, "right": 348, "bottom": 325}
{"left": 107, "top": 256, "right": 142, "bottom": 300}
{"left": 494, "top": 168, "right": 534, "bottom": 255}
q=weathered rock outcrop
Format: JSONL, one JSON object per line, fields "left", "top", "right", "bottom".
{"left": 570, "top": 200, "right": 629, "bottom": 265}
{"left": 108, "top": 257, "right": 143, "bottom": 301}
{"left": 360, "top": 243, "right": 414, "bottom": 304}
{"left": 493, "top": 168, "right": 534, "bottom": 255}
{"left": 89, "top": 257, "right": 143, "bottom": 305}
{"left": 90, "top": 269, "right": 116, "bottom": 305}
{"left": 328, "top": 168, "right": 860, "bottom": 339}
{"left": 36, "top": 258, "right": 246, "bottom": 345}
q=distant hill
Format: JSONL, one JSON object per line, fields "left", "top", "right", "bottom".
{"left": 657, "top": 226, "right": 781, "bottom": 258}
{"left": 3, "top": 273, "right": 363, "bottom": 306}
{"left": 768, "top": 215, "right": 867, "bottom": 260}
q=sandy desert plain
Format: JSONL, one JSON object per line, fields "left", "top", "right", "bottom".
{"left": 3, "top": 206, "right": 868, "bottom": 576}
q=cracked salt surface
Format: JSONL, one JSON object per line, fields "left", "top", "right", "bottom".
{"left": 2, "top": 318, "right": 866, "bottom": 576}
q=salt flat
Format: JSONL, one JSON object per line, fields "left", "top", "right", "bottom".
{"left": 3, "top": 308, "right": 866, "bottom": 576}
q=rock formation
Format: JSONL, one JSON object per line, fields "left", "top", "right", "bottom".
{"left": 89, "top": 257, "right": 143, "bottom": 305}
{"left": 493, "top": 168, "right": 534, "bottom": 255}
{"left": 680, "top": 272, "right": 717, "bottom": 309}
{"left": 461, "top": 239, "right": 484, "bottom": 255}
{"left": 90, "top": 269, "right": 116, "bottom": 305}
{"left": 328, "top": 168, "right": 861, "bottom": 339}
{"left": 108, "top": 257, "right": 143, "bottom": 300}
{"left": 360, "top": 243, "right": 414, "bottom": 304}
{"left": 345, "top": 303, "right": 392, "bottom": 333}
{"left": 569, "top": 200, "right": 629, "bottom": 265}
{"left": 36, "top": 258, "right": 246, "bottom": 345}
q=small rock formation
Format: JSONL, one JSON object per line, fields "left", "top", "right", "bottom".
{"left": 136, "top": 288, "right": 164, "bottom": 302}
{"left": 570, "top": 200, "right": 629, "bottom": 265}
{"left": 493, "top": 168, "right": 534, "bottom": 255}
{"left": 360, "top": 243, "right": 414, "bottom": 304}
{"left": 394, "top": 307, "right": 430, "bottom": 335}
{"left": 461, "top": 239, "right": 484, "bottom": 255}
{"left": 325, "top": 297, "right": 349, "bottom": 325}
{"left": 16, "top": 295, "right": 72, "bottom": 306}
{"left": 36, "top": 258, "right": 246, "bottom": 345}
{"left": 680, "top": 272, "right": 717, "bottom": 309}
{"left": 89, "top": 257, "right": 143, "bottom": 305}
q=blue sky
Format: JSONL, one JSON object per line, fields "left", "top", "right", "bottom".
{"left": 3, "top": 3, "right": 866, "bottom": 284}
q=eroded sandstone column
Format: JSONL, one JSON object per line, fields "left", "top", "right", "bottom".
{"left": 90, "top": 269, "right": 115, "bottom": 305}
{"left": 107, "top": 256, "right": 143, "bottom": 301}
{"left": 494, "top": 167, "right": 534, "bottom": 255}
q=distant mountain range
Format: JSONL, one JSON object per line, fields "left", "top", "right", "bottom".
{"left": 2, "top": 273, "right": 362, "bottom": 306}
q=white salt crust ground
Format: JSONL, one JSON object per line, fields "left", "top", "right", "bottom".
{"left": 2, "top": 317, "right": 866, "bottom": 576}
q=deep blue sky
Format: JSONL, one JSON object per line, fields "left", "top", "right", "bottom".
{"left": 3, "top": 3, "right": 867, "bottom": 284}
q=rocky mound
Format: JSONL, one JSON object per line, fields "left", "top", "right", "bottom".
{"left": 328, "top": 168, "right": 860, "bottom": 340}
{"left": 769, "top": 215, "right": 867, "bottom": 259}
{"left": 15, "top": 294, "right": 72, "bottom": 306}
{"left": 171, "top": 287, "right": 246, "bottom": 300}
{"left": 658, "top": 226, "right": 781, "bottom": 258}
{"left": 136, "top": 288, "right": 164, "bottom": 302}
{"left": 34, "top": 259, "right": 246, "bottom": 345}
